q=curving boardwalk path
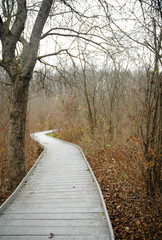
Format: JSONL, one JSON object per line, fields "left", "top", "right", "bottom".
{"left": 0, "top": 131, "right": 114, "bottom": 240}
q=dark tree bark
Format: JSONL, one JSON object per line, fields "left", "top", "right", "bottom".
{"left": 8, "top": 75, "right": 30, "bottom": 189}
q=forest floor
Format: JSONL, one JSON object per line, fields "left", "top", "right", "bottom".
{"left": 0, "top": 128, "right": 161, "bottom": 239}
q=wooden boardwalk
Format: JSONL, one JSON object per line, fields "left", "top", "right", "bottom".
{"left": 0, "top": 131, "right": 114, "bottom": 240}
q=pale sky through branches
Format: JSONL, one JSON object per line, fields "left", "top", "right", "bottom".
{"left": 0, "top": 0, "right": 161, "bottom": 72}
{"left": 36, "top": 0, "right": 159, "bottom": 72}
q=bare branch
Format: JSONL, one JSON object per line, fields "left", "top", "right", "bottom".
{"left": 20, "top": 0, "right": 54, "bottom": 74}
{"left": 0, "top": 14, "right": 4, "bottom": 39}
{"left": 11, "top": 0, "right": 27, "bottom": 41}
{"left": 60, "top": 0, "right": 91, "bottom": 19}
{"left": 42, "top": 31, "right": 108, "bottom": 53}
{"left": 37, "top": 49, "right": 68, "bottom": 60}
{"left": 41, "top": 27, "right": 110, "bottom": 43}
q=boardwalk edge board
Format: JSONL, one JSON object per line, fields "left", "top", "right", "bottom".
{"left": 0, "top": 129, "right": 114, "bottom": 240}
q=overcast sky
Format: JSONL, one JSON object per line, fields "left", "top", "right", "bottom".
{"left": 0, "top": 0, "right": 161, "bottom": 73}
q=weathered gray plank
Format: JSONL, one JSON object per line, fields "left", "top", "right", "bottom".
{"left": 8, "top": 198, "right": 100, "bottom": 204}
{"left": 16, "top": 192, "right": 100, "bottom": 199}
{"left": 17, "top": 191, "right": 98, "bottom": 196}
{"left": 27, "top": 179, "right": 94, "bottom": 183}
{"left": 22, "top": 187, "right": 97, "bottom": 191}
{"left": 13, "top": 196, "right": 100, "bottom": 201}
{"left": 0, "top": 226, "right": 109, "bottom": 235}
{"left": 0, "top": 212, "right": 106, "bottom": 220}
{"left": 5, "top": 202, "right": 101, "bottom": 208}
{"left": 0, "top": 236, "right": 110, "bottom": 240}
{"left": 28, "top": 176, "right": 93, "bottom": 181}
{"left": 5, "top": 207, "right": 103, "bottom": 214}
{"left": 0, "top": 219, "right": 107, "bottom": 227}
{"left": 31, "top": 173, "right": 91, "bottom": 177}
{"left": 22, "top": 184, "right": 97, "bottom": 190}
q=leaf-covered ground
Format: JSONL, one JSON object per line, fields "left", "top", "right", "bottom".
{"left": 85, "top": 144, "right": 161, "bottom": 239}
{"left": 0, "top": 128, "right": 161, "bottom": 239}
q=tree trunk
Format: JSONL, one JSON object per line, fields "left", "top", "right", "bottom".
{"left": 83, "top": 70, "right": 94, "bottom": 132}
{"left": 141, "top": 71, "right": 161, "bottom": 198}
{"left": 8, "top": 75, "right": 30, "bottom": 190}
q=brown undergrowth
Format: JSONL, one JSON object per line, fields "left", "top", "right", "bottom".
{"left": 50, "top": 126, "right": 161, "bottom": 240}
{"left": 0, "top": 127, "right": 42, "bottom": 206}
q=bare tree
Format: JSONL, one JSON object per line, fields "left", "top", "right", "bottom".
{"left": 137, "top": 0, "right": 162, "bottom": 198}
{"left": 0, "top": 0, "right": 54, "bottom": 189}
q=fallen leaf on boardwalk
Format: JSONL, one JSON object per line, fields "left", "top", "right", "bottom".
{"left": 72, "top": 186, "right": 75, "bottom": 188}
{"left": 49, "top": 233, "right": 54, "bottom": 239}
{"left": 101, "top": 213, "right": 106, "bottom": 218}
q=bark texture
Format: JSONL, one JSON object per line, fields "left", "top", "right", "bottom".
{"left": 8, "top": 76, "right": 29, "bottom": 189}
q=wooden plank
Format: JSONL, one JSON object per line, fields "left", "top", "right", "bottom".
{"left": 0, "top": 212, "right": 106, "bottom": 220}
{"left": 5, "top": 207, "right": 103, "bottom": 214}
{"left": 22, "top": 183, "right": 97, "bottom": 189}
{"left": 27, "top": 177, "right": 94, "bottom": 181}
{"left": 17, "top": 188, "right": 98, "bottom": 193}
{"left": 22, "top": 186, "right": 97, "bottom": 191}
{"left": 28, "top": 175, "right": 91, "bottom": 179}
{"left": 13, "top": 196, "right": 101, "bottom": 201}
{"left": 35, "top": 164, "right": 87, "bottom": 166}
{"left": 28, "top": 176, "right": 92, "bottom": 179}
{"left": 16, "top": 192, "right": 100, "bottom": 199}
{"left": 32, "top": 171, "right": 90, "bottom": 175}
{"left": 26, "top": 181, "right": 95, "bottom": 185}
{"left": 0, "top": 236, "right": 110, "bottom": 240}
{"left": 8, "top": 198, "right": 100, "bottom": 204}
{"left": 21, "top": 185, "right": 97, "bottom": 190}
{"left": 0, "top": 226, "right": 109, "bottom": 236}
{"left": 6, "top": 202, "right": 101, "bottom": 209}
{"left": 16, "top": 190, "right": 99, "bottom": 195}
{"left": 21, "top": 187, "right": 97, "bottom": 192}
{"left": 35, "top": 164, "right": 88, "bottom": 167}
{"left": 0, "top": 219, "right": 107, "bottom": 227}
{"left": 33, "top": 169, "right": 90, "bottom": 173}
{"left": 21, "top": 181, "right": 94, "bottom": 186}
